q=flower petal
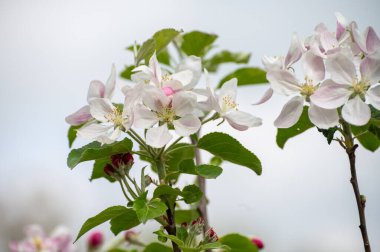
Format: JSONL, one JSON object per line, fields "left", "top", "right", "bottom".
{"left": 219, "top": 78, "right": 238, "bottom": 102}
{"left": 360, "top": 54, "right": 380, "bottom": 84}
{"left": 326, "top": 53, "right": 356, "bottom": 84}
{"left": 89, "top": 98, "right": 114, "bottom": 122}
{"left": 351, "top": 22, "right": 368, "bottom": 54}
{"left": 308, "top": 102, "right": 339, "bottom": 129}
{"left": 177, "top": 56, "right": 202, "bottom": 89}
{"left": 65, "top": 105, "right": 92, "bottom": 125}
{"left": 262, "top": 55, "right": 284, "bottom": 71}
{"left": 77, "top": 122, "right": 112, "bottom": 141}
{"left": 149, "top": 53, "right": 162, "bottom": 86}
{"left": 284, "top": 33, "right": 303, "bottom": 68}
{"left": 335, "top": 12, "right": 347, "bottom": 41}
{"left": 366, "top": 26, "right": 380, "bottom": 54}
{"left": 172, "top": 92, "right": 197, "bottom": 117}
{"left": 303, "top": 51, "right": 325, "bottom": 83}
{"left": 225, "top": 110, "right": 262, "bottom": 131}
{"left": 266, "top": 70, "right": 300, "bottom": 96}
{"left": 252, "top": 88, "right": 273, "bottom": 105}
{"left": 173, "top": 114, "right": 201, "bottom": 136}
{"left": 146, "top": 124, "right": 172, "bottom": 148}
{"left": 104, "top": 64, "right": 116, "bottom": 99}
{"left": 274, "top": 96, "right": 304, "bottom": 128}
{"left": 142, "top": 87, "right": 170, "bottom": 112}
{"left": 367, "top": 84, "right": 380, "bottom": 110}
{"left": 133, "top": 105, "right": 158, "bottom": 129}
{"left": 342, "top": 96, "right": 371, "bottom": 126}
{"left": 87, "top": 80, "right": 105, "bottom": 102}
{"left": 310, "top": 79, "right": 351, "bottom": 109}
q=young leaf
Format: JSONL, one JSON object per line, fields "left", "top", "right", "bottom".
{"left": 317, "top": 126, "right": 338, "bottom": 145}
{"left": 165, "top": 143, "right": 195, "bottom": 173}
{"left": 181, "top": 185, "right": 203, "bottom": 204}
{"left": 197, "top": 132, "right": 262, "bottom": 175}
{"left": 217, "top": 67, "right": 267, "bottom": 88}
{"left": 154, "top": 229, "right": 184, "bottom": 246}
{"left": 352, "top": 124, "right": 380, "bottom": 152}
{"left": 204, "top": 50, "right": 251, "bottom": 72}
{"left": 75, "top": 206, "right": 127, "bottom": 242}
{"left": 181, "top": 31, "right": 218, "bottom": 57}
{"left": 175, "top": 210, "right": 200, "bottom": 224}
{"left": 143, "top": 243, "right": 172, "bottom": 252}
{"left": 153, "top": 185, "right": 181, "bottom": 207}
{"left": 67, "top": 138, "right": 133, "bottom": 169}
{"left": 120, "top": 65, "right": 135, "bottom": 80}
{"left": 219, "top": 233, "right": 258, "bottom": 252}
{"left": 276, "top": 106, "right": 314, "bottom": 149}
{"left": 133, "top": 192, "right": 167, "bottom": 223}
{"left": 68, "top": 125, "right": 82, "bottom": 148}
{"left": 198, "top": 242, "right": 231, "bottom": 250}
{"left": 135, "top": 38, "right": 156, "bottom": 65}
{"left": 109, "top": 209, "right": 140, "bottom": 235}
{"left": 195, "top": 165, "right": 223, "bottom": 179}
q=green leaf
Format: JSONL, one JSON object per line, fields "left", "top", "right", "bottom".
{"left": 165, "top": 143, "right": 195, "bottom": 182}
{"left": 120, "top": 65, "right": 135, "bottom": 80}
{"left": 179, "top": 159, "right": 197, "bottom": 175}
{"left": 369, "top": 124, "right": 380, "bottom": 140}
{"left": 135, "top": 38, "right": 156, "bottom": 65}
{"left": 177, "top": 226, "right": 189, "bottom": 243}
{"left": 157, "top": 49, "right": 171, "bottom": 65}
{"left": 181, "top": 31, "right": 218, "bottom": 57}
{"left": 153, "top": 185, "right": 181, "bottom": 207}
{"left": 68, "top": 125, "right": 82, "bottom": 148}
{"left": 217, "top": 67, "right": 267, "bottom": 88}
{"left": 154, "top": 229, "right": 184, "bottom": 246}
{"left": 109, "top": 209, "right": 140, "bottom": 235}
{"left": 204, "top": 50, "right": 251, "bottom": 72}
{"left": 276, "top": 106, "right": 314, "bottom": 149}
{"left": 175, "top": 209, "right": 200, "bottom": 224}
{"left": 133, "top": 192, "right": 167, "bottom": 223}
{"left": 143, "top": 243, "right": 172, "bottom": 252}
{"left": 352, "top": 124, "right": 380, "bottom": 152}
{"left": 198, "top": 242, "right": 231, "bottom": 251}
{"left": 90, "top": 158, "right": 115, "bottom": 182}
{"left": 75, "top": 206, "right": 127, "bottom": 242}
{"left": 219, "top": 234, "right": 258, "bottom": 252}
{"left": 198, "top": 132, "right": 262, "bottom": 175}
{"left": 210, "top": 156, "right": 223, "bottom": 166}
{"left": 317, "top": 126, "right": 338, "bottom": 145}
{"left": 195, "top": 165, "right": 223, "bottom": 179}
{"left": 181, "top": 185, "right": 203, "bottom": 204}
{"left": 67, "top": 138, "right": 133, "bottom": 169}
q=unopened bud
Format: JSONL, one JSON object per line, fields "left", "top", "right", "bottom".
{"left": 205, "top": 228, "right": 219, "bottom": 242}
{"left": 111, "top": 154, "right": 123, "bottom": 167}
{"left": 122, "top": 153, "right": 134, "bottom": 166}
{"left": 251, "top": 237, "right": 264, "bottom": 249}
{"left": 144, "top": 175, "right": 152, "bottom": 187}
{"left": 104, "top": 164, "right": 116, "bottom": 177}
{"left": 124, "top": 230, "right": 144, "bottom": 246}
{"left": 87, "top": 231, "right": 103, "bottom": 249}
{"left": 191, "top": 217, "right": 204, "bottom": 227}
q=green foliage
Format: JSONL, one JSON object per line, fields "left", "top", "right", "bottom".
{"left": 120, "top": 65, "right": 135, "bottom": 80}
{"left": 165, "top": 143, "right": 195, "bottom": 180}
{"left": 75, "top": 206, "right": 134, "bottom": 242}
{"left": 210, "top": 156, "right": 223, "bottom": 166}
{"left": 181, "top": 185, "right": 203, "bottom": 204}
{"left": 143, "top": 243, "right": 172, "bottom": 252}
{"left": 317, "top": 126, "right": 338, "bottom": 145}
{"left": 219, "top": 234, "right": 258, "bottom": 252}
{"left": 109, "top": 209, "right": 140, "bottom": 235}
{"left": 181, "top": 31, "right": 218, "bottom": 57}
{"left": 90, "top": 158, "right": 115, "bottom": 182}
{"left": 198, "top": 242, "right": 231, "bottom": 251}
{"left": 352, "top": 124, "right": 380, "bottom": 152}
{"left": 153, "top": 185, "right": 181, "bottom": 208}
{"left": 175, "top": 210, "right": 200, "bottom": 224}
{"left": 67, "top": 125, "right": 82, "bottom": 148}
{"left": 276, "top": 106, "right": 314, "bottom": 149}
{"left": 154, "top": 229, "right": 184, "bottom": 246}
{"left": 198, "top": 132, "right": 262, "bottom": 175}
{"left": 157, "top": 49, "right": 171, "bottom": 65}
{"left": 204, "top": 50, "right": 251, "bottom": 72}
{"left": 217, "top": 67, "right": 267, "bottom": 88}
{"left": 133, "top": 192, "right": 167, "bottom": 223}
{"left": 67, "top": 138, "right": 133, "bottom": 169}
{"left": 195, "top": 165, "right": 223, "bottom": 179}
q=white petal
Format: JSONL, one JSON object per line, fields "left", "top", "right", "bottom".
{"left": 326, "top": 53, "right": 356, "bottom": 84}
{"left": 142, "top": 87, "right": 170, "bottom": 112}
{"left": 89, "top": 98, "right": 114, "bottom": 122}
{"left": 177, "top": 56, "right": 202, "bottom": 90}
{"left": 87, "top": 80, "right": 105, "bottom": 102}
{"left": 274, "top": 96, "right": 304, "bottom": 128}
{"left": 219, "top": 78, "right": 238, "bottom": 102}
{"left": 320, "top": 31, "right": 339, "bottom": 51}
{"left": 284, "top": 33, "right": 303, "bottom": 68}
{"left": 133, "top": 105, "right": 158, "bottom": 129}
{"left": 149, "top": 53, "right": 162, "bottom": 86}
{"left": 335, "top": 12, "right": 347, "bottom": 41}
{"left": 308, "top": 102, "right": 339, "bottom": 129}
{"left": 365, "top": 26, "right": 380, "bottom": 54}
{"left": 266, "top": 70, "right": 300, "bottom": 96}
{"left": 360, "top": 55, "right": 380, "bottom": 83}
{"left": 172, "top": 92, "right": 197, "bottom": 117}
{"left": 367, "top": 85, "right": 380, "bottom": 110}
{"left": 252, "top": 88, "right": 273, "bottom": 105}
{"left": 77, "top": 123, "right": 112, "bottom": 141}
{"left": 146, "top": 124, "right": 172, "bottom": 148}
{"left": 303, "top": 51, "right": 325, "bottom": 83}
{"left": 310, "top": 79, "right": 351, "bottom": 109}
{"left": 342, "top": 96, "right": 371, "bottom": 126}
{"left": 351, "top": 22, "right": 368, "bottom": 54}
{"left": 262, "top": 55, "right": 284, "bottom": 71}
{"left": 65, "top": 105, "right": 92, "bottom": 125}
{"left": 173, "top": 114, "right": 201, "bottom": 136}
{"left": 225, "top": 110, "right": 262, "bottom": 131}
{"left": 105, "top": 64, "right": 116, "bottom": 98}
{"left": 171, "top": 70, "right": 194, "bottom": 88}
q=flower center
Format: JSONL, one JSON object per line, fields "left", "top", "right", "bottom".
{"left": 157, "top": 107, "right": 176, "bottom": 123}
{"left": 221, "top": 95, "right": 237, "bottom": 112}
{"left": 33, "top": 237, "right": 43, "bottom": 250}
{"left": 300, "top": 83, "right": 316, "bottom": 98}
{"left": 105, "top": 107, "right": 125, "bottom": 127}
{"left": 161, "top": 74, "right": 173, "bottom": 82}
{"left": 351, "top": 78, "right": 369, "bottom": 96}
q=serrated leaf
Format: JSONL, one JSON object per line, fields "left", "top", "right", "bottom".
{"left": 153, "top": 185, "right": 181, "bottom": 208}
{"left": 195, "top": 165, "right": 223, "bottom": 179}
{"left": 204, "top": 50, "right": 251, "bottom": 72}
{"left": 181, "top": 185, "right": 203, "bottom": 204}
{"left": 143, "top": 242, "right": 172, "bottom": 252}
{"left": 68, "top": 125, "right": 82, "bottom": 148}
{"left": 217, "top": 67, "right": 267, "bottom": 88}
{"left": 133, "top": 192, "right": 167, "bottom": 223}
{"left": 175, "top": 210, "right": 200, "bottom": 224}
{"left": 90, "top": 158, "right": 115, "bottom": 182}
{"left": 276, "top": 106, "right": 314, "bottom": 149}
{"left": 219, "top": 233, "right": 258, "bottom": 252}
{"left": 75, "top": 206, "right": 127, "bottom": 242}
{"left": 67, "top": 138, "right": 133, "bottom": 169}
{"left": 181, "top": 31, "right": 218, "bottom": 57}
{"left": 136, "top": 38, "right": 156, "bottom": 65}
{"left": 198, "top": 132, "right": 262, "bottom": 175}
{"left": 109, "top": 209, "right": 140, "bottom": 235}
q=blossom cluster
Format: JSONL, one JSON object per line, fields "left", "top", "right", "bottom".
{"left": 66, "top": 53, "right": 262, "bottom": 147}
{"left": 261, "top": 13, "right": 380, "bottom": 128}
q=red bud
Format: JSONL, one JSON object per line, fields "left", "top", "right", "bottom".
{"left": 251, "top": 237, "right": 264, "bottom": 249}
{"left": 104, "top": 164, "right": 116, "bottom": 176}
{"left": 87, "top": 231, "right": 103, "bottom": 249}
{"left": 122, "top": 153, "right": 134, "bottom": 165}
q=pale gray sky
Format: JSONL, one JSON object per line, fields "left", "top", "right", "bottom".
{"left": 0, "top": 0, "right": 379, "bottom": 251}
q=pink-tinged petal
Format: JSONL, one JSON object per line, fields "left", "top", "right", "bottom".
{"left": 104, "top": 64, "right": 116, "bottom": 99}
{"left": 308, "top": 102, "right": 339, "bottom": 129}
{"left": 177, "top": 56, "right": 202, "bottom": 89}
{"left": 146, "top": 124, "right": 172, "bottom": 148}
{"left": 252, "top": 88, "right": 273, "bottom": 105}
{"left": 25, "top": 225, "right": 45, "bottom": 238}
{"left": 77, "top": 123, "right": 112, "bottom": 141}
{"left": 311, "top": 79, "right": 351, "bottom": 109}
{"left": 89, "top": 98, "right": 114, "bottom": 122}
{"left": 342, "top": 96, "right": 371, "bottom": 126}
{"left": 284, "top": 33, "right": 303, "bottom": 68}
{"left": 149, "top": 53, "right": 162, "bottom": 86}
{"left": 365, "top": 26, "right": 380, "bottom": 54}
{"left": 351, "top": 22, "right": 368, "bottom": 54}
{"left": 225, "top": 110, "right": 262, "bottom": 131}
{"left": 303, "top": 51, "right": 325, "bottom": 83}
{"left": 173, "top": 114, "right": 201, "bottom": 136}
{"left": 308, "top": 35, "right": 326, "bottom": 58}
{"left": 133, "top": 105, "right": 158, "bottom": 129}
{"left": 162, "top": 86, "right": 175, "bottom": 96}
{"left": 314, "top": 23, "right": 328, "bottom": 33}
{"left": 326, "top": 53, "right": 356, "bottom": 84}
{"left": 65, "top": 105, "right": 92, "bottom": 125}
{"left": 172, "top": 92, "right": 197, "bottom": 117}
{"left": 360, "top": 55, "right": 380, "bottom": 83}
{"left": 87, "top": 80, "right": 105, "bottom": 102}
{"left": 204, "top": 69, "right": 222, "bottom": 113}
{"left": 261, "top": 55, "right": 284, "bottom": 71}
{"left": 335, "top": 12, "right": 347, "bottom": 41}
{"left": 274, "top": 96, "right": 304, "bottom": 128}
{"left": 367, "top": 85, "right": 380, "bottom": 110}
{"left": 266, "top": 70, "right": 300, "bottom": 96}
{"left": 142, "top": 87, "right": 170, "bottom": 112}
{"left": 320, "top": 31, "right": 339, "bottom": 52}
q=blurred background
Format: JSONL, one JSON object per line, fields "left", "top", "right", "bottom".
{"left": 0, "top": 0, "right": 379, "bottom": 251}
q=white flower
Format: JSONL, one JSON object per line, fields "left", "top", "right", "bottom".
{"left": 65, "top": 65, "right": 116, "bottom": 125}
{"left": 267, "top": 51, "right": 339, "bottom": 129}
{"left": 133, "top": 87, "right": 201, "bottom": 148}
{"left": 77, "top": 98, "right": 133, "bottom": 144}
{"left": 311, "top": 52, "right": 380, "bottom": 126}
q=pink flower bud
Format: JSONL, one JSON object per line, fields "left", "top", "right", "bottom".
{"left": 87, "top": 231, "right": 103, "bottom": 249}
{"left": 251, "top": 237, "right": 264, "bottom": 249}
{"left": 162, "top": 86, "right": 175, "bottom": 96}
{"left": 122, "top": 153, "right": 134, "bottom": 165}
{"left": 205, "top": 228, "right": 219, "bottom": 242}
{"left": 124, "top": 230, "right": 138, "bottom": 242}
{"left": 111, "top": 154, "right": 123, "bottom": 167}
{"left": 104, "top": 164, "right": 116, "bottom": 176}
